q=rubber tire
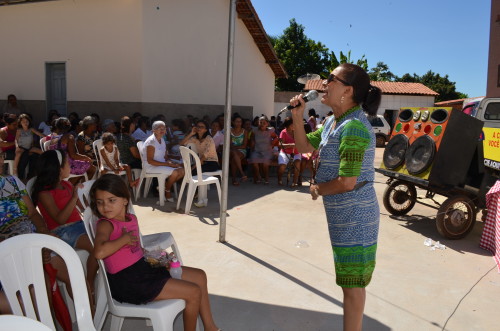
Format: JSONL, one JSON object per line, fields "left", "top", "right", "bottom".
{"left": 382, "top": 180, "right": 417, "bottom": 216}
{"left": 376, "top": 134, "right": 386, "bottom": 148}
{"left": 436, "top": 195, "right": 476, "bottom": 239}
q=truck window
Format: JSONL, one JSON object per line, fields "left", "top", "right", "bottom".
{"left": 485, "top": 102, "right": 500, "bottom": 120}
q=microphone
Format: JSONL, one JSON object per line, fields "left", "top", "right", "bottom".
{"left": 277, "top": 90, "right": 319, "bottom": 116}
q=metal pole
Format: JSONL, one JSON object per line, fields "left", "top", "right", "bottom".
{"left": 219, "top": 0, "right": 237, "bottom": 243}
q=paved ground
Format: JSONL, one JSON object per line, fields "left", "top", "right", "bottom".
{"left": 103, "top": 147, "right": 499, "bottom": 331}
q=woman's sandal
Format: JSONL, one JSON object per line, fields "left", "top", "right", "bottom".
{"left": 232, "top": 179, "right": 240, "bottom": 186}
{"left": 241, "top": 175, "right": 248, "bottom": 182}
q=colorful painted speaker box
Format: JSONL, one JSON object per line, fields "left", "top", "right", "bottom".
{"left": 381, "top": 107, "right": 483, "bottom": 187}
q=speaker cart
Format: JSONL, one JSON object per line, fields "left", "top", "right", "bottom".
{"left": 376, "top": 106, "right": 498, "bottom": 239}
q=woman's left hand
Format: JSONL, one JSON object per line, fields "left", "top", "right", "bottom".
{"left": 310, "top": 184, "right": 320, "bottom": 201}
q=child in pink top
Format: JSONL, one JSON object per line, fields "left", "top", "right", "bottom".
{"left": 33, "top": 149, "right": 98, "bottom": 294}
{"left": 91, "top": 174, "right": 220, "bottom": 331}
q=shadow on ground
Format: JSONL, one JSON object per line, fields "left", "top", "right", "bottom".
{"left": 387, "top": 212, "right": 491, "bottom": 256}
{"left": 102, "top": 293, "right": 390, "bottom": 331}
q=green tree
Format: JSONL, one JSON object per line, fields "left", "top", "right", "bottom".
{"left": 398, "top": 70, "right": 468, "bottom": 102}
{"left": 273, "top": 19, "right": 330, "bottom": 91}
{"left": 328, "top": 50, "right": 368, "bottom": 74}
{"left": 368, "top": 61, "right": 397, "bottom": 81}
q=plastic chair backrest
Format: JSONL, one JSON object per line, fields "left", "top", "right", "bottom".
{"left": 0, "top": 315, "right": 53, "bottom": 330}
{"left": 77, "top": 179, "right": 96, "bottom": 212}
{"left": 93, "top": 139, "right": 103, "bottom": 172}
{"left": 179, "top": 146, "right": 203, "bottom": 183}
{"left": 0, "top": 234, "right": 95, "bottom": 330}
{"left": 26, "top": 176, "right": 36, "bottom": 199}
{"left": 137, "top": 140, "right": 146, "bottom": 166}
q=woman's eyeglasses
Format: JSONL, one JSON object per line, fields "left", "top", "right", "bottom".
{"left": 326, "top": 74, "right": 350, "bottom": 86}
{"left": 196, "top": 125, "right": 206, "bottom": 129}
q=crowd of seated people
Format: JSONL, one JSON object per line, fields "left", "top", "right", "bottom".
{"left": 0, "top": 93, "right": 326, "bottom": 326}
{"left": 0, "top": 97, "right": 321, "bottom": 189}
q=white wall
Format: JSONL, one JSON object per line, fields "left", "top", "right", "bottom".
{"left": 141, "top": 0, "right": 275, "bottom": 116}
{"left": 378, "top": 95, "right": 435, "bottom": 114}
{"left": 0, "top": 0, "right": 143, "bottom": 102}
{"left": 0, "top": 0, "right": 276, "bottom": 117}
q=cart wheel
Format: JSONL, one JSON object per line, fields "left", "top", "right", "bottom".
{"left": 436, "top": 195, "right": 476, "bottom": 239}
{"left": 382, "top": 180, "right": 417, "bottom": 215}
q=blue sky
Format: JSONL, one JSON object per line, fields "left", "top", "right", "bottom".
{"left": 251, "top": 0, "right": 491, "bottom": 98}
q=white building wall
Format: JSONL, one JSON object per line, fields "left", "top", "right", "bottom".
{"left": 0, "top": 0, "right": 275, "bottom": 118}
{"left": 0, "top": 0, "right": 143, "bottom": 102}
{"left": 274, "top": 93, "right": 435, "bottom": 122}
{"left": 378, "top": 95, "right": 435, "bottom": 114}
{"left": 141, "top": 0, "right": 274, "bottom": 116}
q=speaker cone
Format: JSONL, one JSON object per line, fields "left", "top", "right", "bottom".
{"left": 405, "top": 135, "right": 436, "bottom": 175}
{"left": 383, "top": 134, "right": 409, "bottom": 170}
{"left": 398, "top": 109, "right": 413, "bottom": 122}
{"left": 430, "top": 108, "right": 449, "bottom": 124}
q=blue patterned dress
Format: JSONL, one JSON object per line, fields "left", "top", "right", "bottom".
{"left": 307, "top": 107, "right": 379, "bottom": 288}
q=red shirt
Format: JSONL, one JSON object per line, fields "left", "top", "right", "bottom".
{"left": 0, "top": 127, "right": 15, "bottom": 152}
{"left": 37, "top": 180, "right": 81, "bottom": 231}
{"left": 279, "top": 129, "right": 298, "bottom": 154}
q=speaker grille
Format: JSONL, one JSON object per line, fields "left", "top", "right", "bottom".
{"left": 383, "top": 134, "right": 409, "bottom": 169}
{"left": 405, "top": 135, "right": 436, "bottom": 175}
{"left": 430, "top": 108, "right": 449, "bottom": 124}
{"left": 398, "top": 109, "right": 413, "bottom": 122}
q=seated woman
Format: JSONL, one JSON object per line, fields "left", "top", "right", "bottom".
{"left": 229, "top": 115, "right": 248, "bottom": 186}
{"left": 33, "top": 150, "right": 98, "bottom": 293}
{"left": 116, "top": 116, "right": 142, "bottom": 170}
{"left": 180, "top": 120, "right": 219, "bottom": 174}
{"left": 180, "top": 120, "right": 219, "bottom": 208}
{"left": 277, "top": 119, "right": 301, "bottom": 187}
{"left": 249, "top": 116, "right": 278, "bottom": 184}
{"left": 76, "top": 116, "right": 99, "bottom": 166}
{"left": 143, "top": 121, "right": 184, "bottom": 203}
{"left": 47, "top": 117, "right": 96, "bottom": 181}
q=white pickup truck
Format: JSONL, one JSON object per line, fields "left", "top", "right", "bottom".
{"left": 463, "top": 97, "right": 500, "bottom": 174}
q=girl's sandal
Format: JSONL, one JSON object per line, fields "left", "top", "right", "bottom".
{"left": 241, "top": 175, "right": 248, "bottom": 182}
{"left": 165, "top": 190, "right": 174, "bottom": 203}
{"left": 232, "top": 180, "right": 240, "bottom": 186}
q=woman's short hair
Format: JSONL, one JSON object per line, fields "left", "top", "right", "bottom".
{"left": 120, "top": 116, "right": 133, "bottom": 134}
{"left": 283, "top": 118, "right": 293, "bottom": 129}
{"left": 152, "top": 121, "right": 166, "bottom": 131}
{"left": 308, "top": 108, "right": 316, "bottom": 117}
{"left": 338, "top": 63, "right": 382, "bottom": 116}
{"left": 53, "top": 117, "right": 71, "bottom": 133}
{"left": 81, "top": 116, "right": 96, "bottom": 130}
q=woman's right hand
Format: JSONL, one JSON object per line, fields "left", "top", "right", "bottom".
{"left": 72, "top": 183, "right": 83, "bottom": 199}
{"left": 290, "top": 94, "right": 306, "bottom": 118}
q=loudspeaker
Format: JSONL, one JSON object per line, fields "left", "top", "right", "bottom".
{"left": 381, "top": 107, "right": 483, "bottom": 187}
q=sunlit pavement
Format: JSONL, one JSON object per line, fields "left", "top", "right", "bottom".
{"left": 104, "top": 147, "right": 499, "bottom": 331}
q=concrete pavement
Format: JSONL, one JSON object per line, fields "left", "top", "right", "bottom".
{"left": 104, "top": 148, "right": 499, "bottom": 331}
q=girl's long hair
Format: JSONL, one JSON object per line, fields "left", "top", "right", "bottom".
{"left": 89, "top": 174, "right": 131, "bottom": 218}
{"left": 32, "top": 150, "right": 66, "bottom": 205}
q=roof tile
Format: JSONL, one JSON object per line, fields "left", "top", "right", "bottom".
{"left": 304, "top": 80, "right": 439, "bottom": 96}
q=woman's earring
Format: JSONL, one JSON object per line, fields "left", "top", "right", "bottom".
{"left": 341, "top": 96, "right": 345, "bottom": 104}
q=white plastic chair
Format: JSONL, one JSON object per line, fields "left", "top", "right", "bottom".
{"left": 3, "top": 159, "right": 15, "bottom": 175}
{"left": 26, "top": 176, "right": 92, "bottom": 325}
{"left": 81, "top": 208, "right": 187, "bottom": 331}
{"left": 0, "top": 315, "right": 52, "bottom": 330}
{"left": 135, "top": 141, "right": 177, "bottom": 206}
{"left": 177, "top": 146, "right": 221, "bottom": 214}
{"left": 0, "top": 234, "right": 95, "bottom": 331}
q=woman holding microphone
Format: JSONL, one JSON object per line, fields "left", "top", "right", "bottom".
{"left": 290, "top": 63, "right": 381, "bottom": 331}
